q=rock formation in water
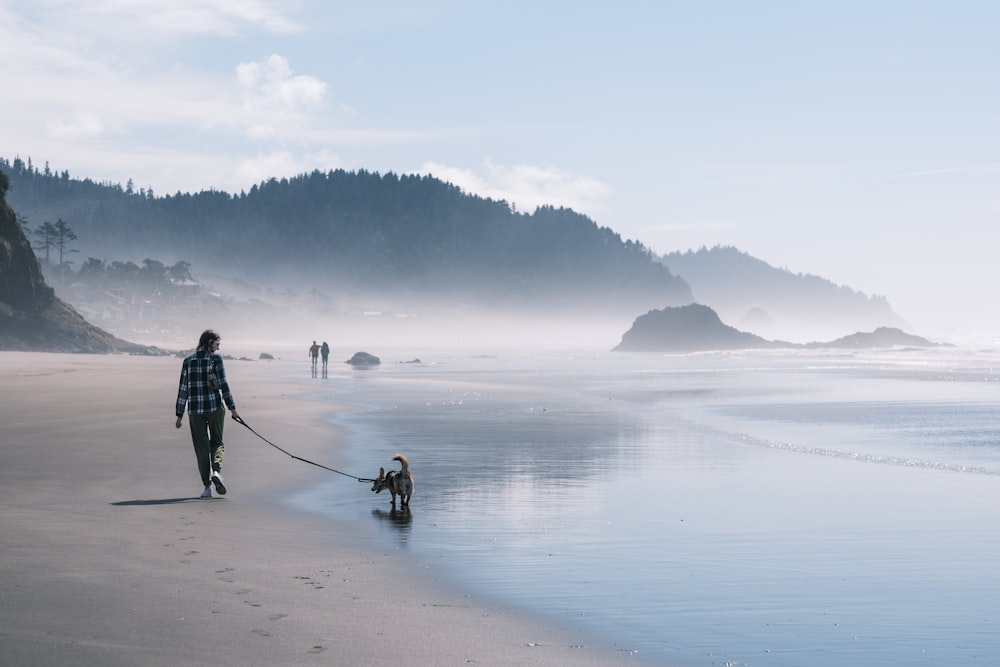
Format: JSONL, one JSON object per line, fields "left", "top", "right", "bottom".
{"left": 614, "top": 304, "right": 939, "bottom": 353}
{"left": 804, "top": 327, "right": 940, "bottom": 349}
{"left": 614, "top": 304, "right": 788, "bottom": 352}
{"left": 346, "top": 351, "right": 381, "bottom": 366}
{"left": 0, "top": 172, "right": 154, "bottom": 353}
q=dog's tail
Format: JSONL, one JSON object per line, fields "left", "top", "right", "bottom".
{"left": 392, "top": 453, "right": 409, "bottom": 471}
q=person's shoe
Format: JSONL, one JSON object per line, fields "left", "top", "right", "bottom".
{"left": 211, "top": 471, "right": 227, "bottom": 496}
{"left": 200, "top": 485, "right": 213, "bottom": 498}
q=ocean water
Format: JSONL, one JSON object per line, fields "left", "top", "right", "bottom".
{"left": 288, "top": 346, "right": 1000, "bottom": 666}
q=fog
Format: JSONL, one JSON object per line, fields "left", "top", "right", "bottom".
{"left": 54, "top": 251, "right": 982, "bottom": 359}
{"left": 51, "top": 254, "right": 676, "bottom": 357}
{"left": 106, "top": 285, "right": 639, "bottom": 359}
{"left": 71, "top": 277, "right": 960, "bottom": 361}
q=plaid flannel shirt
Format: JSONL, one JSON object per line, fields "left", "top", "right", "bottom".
{"left": 175, "top": 350, "right": 236, "bottom": 417}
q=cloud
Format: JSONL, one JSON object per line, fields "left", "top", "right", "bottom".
{"left": 646, "top": 220, "right": 735, "bottom": 233}
{"left": 47, "top": 113, "right": 105, "bottom": 140}
{"left": 230, "top": 55, "right": 332, "bottom": 144}
{"left": 417, "top": 160, "right": 612, "bottom": 219}
{"left": 0, "top": 3, "right": 313, "bottom": 137}
{"left": 233, "top": 148, "right": 345, "bottom": 190}
{"left": 14, "top": 0, "right": 303, "bottom": 40}
{"left": 236, "top": 54, "right": 328, "bottom": 121}
{"left": 135, "top": 0, "right": 304, "bottom": 37}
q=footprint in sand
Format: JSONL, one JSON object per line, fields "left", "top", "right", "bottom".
{"left": 293, "top": 575, "right": 325, "bottom": 590}
{"left": 307, "top": 646, "right": 325, "bottom": 655}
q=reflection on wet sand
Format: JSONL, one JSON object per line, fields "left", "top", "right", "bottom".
{"left": 371, "top": 506, "right": 412, "bottom": 541}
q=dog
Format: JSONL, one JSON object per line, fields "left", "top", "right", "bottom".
{"left": 371, "top": 453, "right": 414, "bottom": 507}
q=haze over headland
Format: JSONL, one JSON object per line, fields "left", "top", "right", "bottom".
{"left": 2, "top": 2, "right": 998, "bottom": 339}
{"left": 3, "top": 163, "right": 916, "bottom": 352}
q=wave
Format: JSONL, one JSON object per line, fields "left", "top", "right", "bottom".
{"left": 704, "top": 421, "right": 1000, "bottom": 476}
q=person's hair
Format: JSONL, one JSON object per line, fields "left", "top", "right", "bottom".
{"left": 197, "top": 329, "right": 220, "bottom": 351}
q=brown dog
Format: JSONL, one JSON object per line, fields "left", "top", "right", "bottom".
{"left": 371, "top": 453, "right": 414, "bottom": 507}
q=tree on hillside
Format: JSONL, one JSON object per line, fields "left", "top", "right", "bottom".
{"left": 166, "top": 260, "right": 194, "bottom": 284}
{"left": 78, "top": 257, "right": 107, "bottom": 283}
{"left": 110, "top": 261, "right": 141, "bottom": 278}
{"left": 32, "top": 218, "right": 78, "bottom": 270}
{"left": 138, "top": 259, "right": 169, "bottom": 290}
{"left": 53, "top": 218, "right": 78, "bottom": 279}
{"left": 34, "top": 221, "right": 56, "bottom": 261}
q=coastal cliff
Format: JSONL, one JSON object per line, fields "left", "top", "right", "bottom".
{"left": 0, "top": 171, "right": 153, "bottom": 353}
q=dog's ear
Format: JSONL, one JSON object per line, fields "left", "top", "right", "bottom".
{"left": 378, "top": 466, "right": 385, "bottom": 478}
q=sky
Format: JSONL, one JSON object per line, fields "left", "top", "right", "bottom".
{"left": 1, "top": 1, "right": 998, "bottom": 340}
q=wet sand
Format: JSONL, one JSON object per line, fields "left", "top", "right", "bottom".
{"left": 0, "top": 352, "right": 656, "bottom": 666}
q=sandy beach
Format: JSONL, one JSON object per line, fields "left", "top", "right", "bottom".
{"left": 0, "top": 351, "right": 654, "bottom": 667}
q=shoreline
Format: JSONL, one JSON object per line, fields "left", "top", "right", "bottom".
{"left": 0, "top": 351, "right": 659, "bottom": 666}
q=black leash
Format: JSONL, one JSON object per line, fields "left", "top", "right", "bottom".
{"left": 232, "top": 414, "right": 374, "bottom": 483}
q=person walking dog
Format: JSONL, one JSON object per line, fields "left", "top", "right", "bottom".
{"left": 175, "top": 329, "right": 240, "bottom": 498}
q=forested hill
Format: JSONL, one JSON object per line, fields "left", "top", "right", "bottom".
{"left": 2, "top": 157, "right": 690, "bottom": 316}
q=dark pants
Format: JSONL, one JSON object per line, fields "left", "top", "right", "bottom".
{"left": 189, "top": 407, "right": 226, "bottom": 486}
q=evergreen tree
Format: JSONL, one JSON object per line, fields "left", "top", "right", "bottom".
{"left": 34, "top": 221, "right": 56, "bottom": 261}
{"left": 53, "top": 218, "right": 78, "bottom": 270}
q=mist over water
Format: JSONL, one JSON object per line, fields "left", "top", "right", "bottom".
{"left": 281, "top": 345, "right": 1000, "bottom": 666}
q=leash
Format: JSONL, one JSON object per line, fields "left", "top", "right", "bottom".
{"left": 232, "top": 414, "right": 375, "bottom": 483}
